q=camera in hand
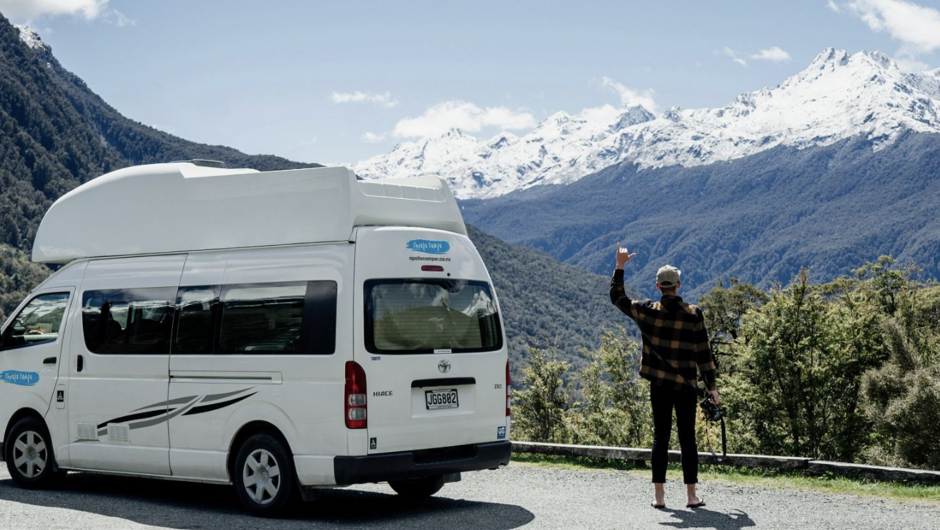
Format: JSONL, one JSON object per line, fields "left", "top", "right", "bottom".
{"left": 700, "top": 396, "right": 724, "bottom": 422}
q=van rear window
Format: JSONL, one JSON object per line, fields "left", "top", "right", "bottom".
{"left": 364, "top": 279, "right": 502, "bottom": 354}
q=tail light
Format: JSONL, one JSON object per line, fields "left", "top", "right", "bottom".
{"left": 506, "top": 360, "right": 511, "bottom": 417}
{"left": 345, "top": 361, "right": 367, "bottom": 429}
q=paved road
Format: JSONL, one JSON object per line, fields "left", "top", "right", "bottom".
{"left": 1, "top": 463, "right": 938, "bottom": 529}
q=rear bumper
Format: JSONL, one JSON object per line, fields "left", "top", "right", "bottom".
{"left": 333, "top": 440, "right": 511, "bottom": 485}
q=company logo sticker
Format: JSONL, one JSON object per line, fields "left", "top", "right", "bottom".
{"left": 438, "top": 360, "right": 452, "bottom": 374}
{"left": 1, "top": 370, "right": 39, "bottom": 387}
{"left": 497, "top": 426, "right": 507, "bottom": 440}
{"left": 406, "top": 239, "right": 451, "bottom": 255}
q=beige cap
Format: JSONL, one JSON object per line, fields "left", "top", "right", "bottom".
{"left": 656, "top": 265, "right": 681, "bottom": 288}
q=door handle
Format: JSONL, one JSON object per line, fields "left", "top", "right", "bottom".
{"left": 42, "top": 357, "right": 57, "bottom": 365}
{"left": 77, "top": 355, "right": 84, "bottom": 373}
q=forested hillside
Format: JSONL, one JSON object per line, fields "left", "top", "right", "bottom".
{"left": 462, "top": 131, "right": 940, "bottom": 300}
{"left": 0, "top": 14, "right": 319, "bottom": 322}
{"left": 467, "top": 225, "right": 637, "bottom": 374}
{"left": 0, "top": 15, "right": 317, "bottom": 253}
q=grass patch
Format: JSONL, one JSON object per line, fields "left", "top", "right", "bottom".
{"left": 510, "top": 453, "right": 940, "bottom": 504}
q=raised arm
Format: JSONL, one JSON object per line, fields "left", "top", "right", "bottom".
{"left": 610, "top": 243, "right": 639, "bottom": 318}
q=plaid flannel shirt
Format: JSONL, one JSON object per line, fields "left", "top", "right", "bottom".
{"left": 610, "top": 269, "right": 716, "bottom": 392}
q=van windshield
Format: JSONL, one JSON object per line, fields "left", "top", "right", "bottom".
{"left": 364, "top": 279, "right": 502, "bottom": 354}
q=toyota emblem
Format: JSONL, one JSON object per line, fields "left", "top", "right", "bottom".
{"left": 438, "top": 360, "right": 451, "bottom": 374}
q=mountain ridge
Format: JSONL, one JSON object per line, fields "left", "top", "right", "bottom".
{"left": 354, "top": 48, "right": 940, "bottom": 199}
{"left": 460, "top": 130, "right": 940, "bottom": 300}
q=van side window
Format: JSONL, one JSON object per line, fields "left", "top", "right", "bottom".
{"left": 174, "top": 286, "right": 220, "bottom": 354}
{"left": 82, "top": 288, "right": 176, "bottom": 354}
{"left": 0, "top": 293, "right": 70, "bottom": 351}
{"left": 217, "top": 281, "right": 337, "bottom": 355}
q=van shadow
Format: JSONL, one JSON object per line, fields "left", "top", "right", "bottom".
{"left": 659, "top": 508, "right": 756, "bottom": 530}
{"left": 0, "top": 474, "right": 535, "bottom": 529}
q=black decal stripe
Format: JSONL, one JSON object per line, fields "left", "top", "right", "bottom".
{"left": 131, "top": 400, "right": 198, "bottom": 429}
{"left": 183, "top": 392, "right": 257, "bottom": 416}
{"left": 202, "top": 387, "right": 255, "bottom": 402}
{"left": 132, "top": 395, "right": 197, "bottom": 412}
{"left": 97, "top": 408, "right": 172, "bottom": 429}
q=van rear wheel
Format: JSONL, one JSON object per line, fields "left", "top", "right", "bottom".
{"left": 388, "top": 475, "right": 445, "bottom": 499}
{"left": 233, "top": 433, "right": 297, "bottom": 517}
{"left": 4, "top": 417, "right": 65, "bottom": 489}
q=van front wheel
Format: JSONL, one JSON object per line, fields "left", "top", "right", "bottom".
{"left": 4, "top": 417, "right": 64, "bottom": 489}
{"left": 233, "top": 433, "right": 297, "bottom": 517}
{"left": 388, "top": 475, "right": 445, "bottom": 499}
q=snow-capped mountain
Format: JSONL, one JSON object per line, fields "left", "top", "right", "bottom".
{"left": 14, "top": 25, "right": 49, "bottom": 51}
{"left": 353, "top": 49, "right": 940, "bottom": 199}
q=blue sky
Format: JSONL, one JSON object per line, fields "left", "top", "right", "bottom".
{"left": 3, "top": 0, "right": 940, "bottom": 164}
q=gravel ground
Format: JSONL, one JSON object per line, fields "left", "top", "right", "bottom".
{"left": 1, "top": 462, "right": 939, "bottom": 529}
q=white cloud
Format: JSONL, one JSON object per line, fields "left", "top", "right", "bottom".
{"left": 597, "top": 77, "right": 658, "bottom": 113}
{"left": 391, "top": 101, "right": 536, "bottom": 138}
{"left": 331, "top": 91, "right": 399, "bottom": 108}
{"left": 844, "top": 0, "right": 940, "bottom": 53}
{"left": 361, "top": 132, "right": 387, "bottom": 143}
{"left": 750, "top": 46, "right": 791, "bottom": 62}
{"left": 110, "top": 9, "right": 135, "bottom": 27}
{"left": 577, "top": 104, "right": 622, "bottom": 124}
{"left": 722, "top": 47, "right": 748, "bottom": 67}
{"left": 0, "top": 0, "right": 135, "bottom": 25}
{"left": 894, "top": 48, "right": 930, "bottom": 71}
{"left": 827, "top": 0, "right": 842, "bottom": 12}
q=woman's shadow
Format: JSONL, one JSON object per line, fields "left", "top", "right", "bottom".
{"left": 659, "top": 507, "right": 755, "bottom": 530}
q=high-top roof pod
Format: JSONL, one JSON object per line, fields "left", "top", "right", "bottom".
{"left": 32, "top": 162, "right": 467, "bottom": 263}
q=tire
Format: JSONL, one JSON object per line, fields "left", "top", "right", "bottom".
{"left": 233, "top": 433, "right": 298, "bottom": 517}
{"left": 388, "top": 475, "right": 445, "bottom": 499}
{"left": 4, "top": 416, "right": 65, "bottom": 489}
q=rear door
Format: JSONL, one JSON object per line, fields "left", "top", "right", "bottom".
{"left": 353, "top": 227, "right": 509, "bottom": 455}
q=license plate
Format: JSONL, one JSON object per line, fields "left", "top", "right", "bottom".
{"left": 425, "top": 389, "right": 459, "bottom": 410}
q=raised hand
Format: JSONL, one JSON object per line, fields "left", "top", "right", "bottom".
{"left": 616, "top": 243, "right": 636, "bottom": 269}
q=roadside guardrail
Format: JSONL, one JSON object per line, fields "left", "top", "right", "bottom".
{"left": 511, "top": 441, "right": 940, "bottom": 484}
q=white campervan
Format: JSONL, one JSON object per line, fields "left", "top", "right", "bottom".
{"left": 0, "top": 162, "right": 511, "bottom": 516}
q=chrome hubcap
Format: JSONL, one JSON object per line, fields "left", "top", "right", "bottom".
{"left": 13, "top": 430, "right": 47, "bottom": 479}
{"left": 243, "top": 449, "right": 280, "bottom": 505}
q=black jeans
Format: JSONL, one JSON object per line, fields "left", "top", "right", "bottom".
{"left": 650, "top": 383, "right": 698, "bottom": 484}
